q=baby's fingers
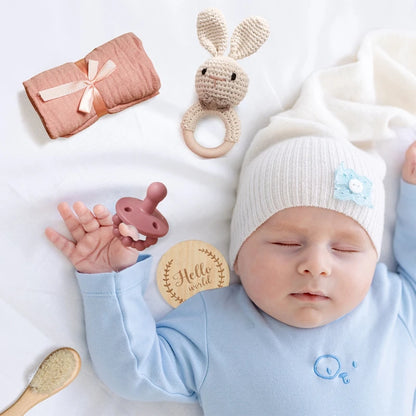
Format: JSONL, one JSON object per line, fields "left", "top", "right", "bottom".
{"left": 73, "top": 201, "right": 101, "bottom": 233}
{"left": 45, "top": 227, "right": 76, "bottom": 260}
{"left": 57, "top": 202, "right": 85, "bottom": 242}
{"left": 93, "top": 204, "right": 113, "bottom": 226}
{"left": 402, "top": 141, "right": 416, "bottom": 184}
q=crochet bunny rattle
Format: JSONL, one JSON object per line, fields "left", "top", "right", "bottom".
{"left": 181, "top": 8, "right": 269, "bottom": 158}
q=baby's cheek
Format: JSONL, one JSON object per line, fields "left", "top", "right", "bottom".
{"left": 340, "top": 271, "right": 373, "bottom": 307}
{"left": 240, "top": 272, "right": 267, "bottom": 299}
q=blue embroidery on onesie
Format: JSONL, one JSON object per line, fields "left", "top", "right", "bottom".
{"left": 314, "top": 354, "right": 357, "bottom": 385}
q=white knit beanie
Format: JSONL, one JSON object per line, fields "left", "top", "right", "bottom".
{"left": 230, "top": 136, "right": 386, "bottom": 267}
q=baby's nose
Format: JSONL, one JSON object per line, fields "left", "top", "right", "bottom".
{"left": 297, "top": 246, "right": 331, "bottom": 278}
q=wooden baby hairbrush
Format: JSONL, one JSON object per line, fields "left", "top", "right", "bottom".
{"left": 0, "top": 347, "right": 81, "bottom": 416}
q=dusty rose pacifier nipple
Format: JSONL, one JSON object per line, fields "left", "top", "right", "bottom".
{"left": 113, "top": 182, "right": 169, "bottom": 251}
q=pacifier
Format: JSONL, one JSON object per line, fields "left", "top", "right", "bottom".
{"left": 113, "top": 182, "right": 169, "bottom": 250}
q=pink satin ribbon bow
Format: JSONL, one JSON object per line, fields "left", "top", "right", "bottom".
{"left": 39, "top": 59, "right": 116, "bottom": 114}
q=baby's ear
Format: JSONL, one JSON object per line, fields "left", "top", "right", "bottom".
{"left": 197, "top": 8, "right": 228, "bottom": 57}
{"left": 229, "top": 17, "right": 270, "bottom": 60}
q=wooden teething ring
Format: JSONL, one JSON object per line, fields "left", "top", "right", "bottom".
{"left": 181, "top": 102, "right": 241, "bottom": 158}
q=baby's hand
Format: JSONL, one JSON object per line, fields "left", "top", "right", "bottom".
{"left": 45, "top": 202, "right": 139, "bottom": 274}
{"left": 402, "top": 141, "right": 416, "bottom": 184}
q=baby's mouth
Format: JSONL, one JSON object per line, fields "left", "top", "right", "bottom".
{"left": 290, "top": 292, "right": 330, "bottom": 302}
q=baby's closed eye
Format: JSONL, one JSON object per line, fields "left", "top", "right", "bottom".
{"left": 273, "top": 242, "right": 302, "bottom": 247}
{"left": 331, "top": 246, "right": 360, "bottom": 253}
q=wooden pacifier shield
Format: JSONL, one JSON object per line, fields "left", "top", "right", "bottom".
{"left": 156, "top": 240, "right": 230, "bottom": 308}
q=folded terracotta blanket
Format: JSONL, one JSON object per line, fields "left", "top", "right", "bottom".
{"left": 23, "top": 33, "right": 160, "bottom": 139}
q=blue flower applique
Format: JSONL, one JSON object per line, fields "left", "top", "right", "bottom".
{"left": 334, "top": 163, "right": 373, "bottom": 208}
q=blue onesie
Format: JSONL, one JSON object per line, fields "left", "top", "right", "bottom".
{"left": 76, "top": 180, "right": 416, "bottom": 415}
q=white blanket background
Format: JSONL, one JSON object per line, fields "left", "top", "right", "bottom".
{"left": 1, "top": 1, "right": 416, "bottom": 415}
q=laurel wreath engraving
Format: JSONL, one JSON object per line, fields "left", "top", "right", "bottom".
{"left": 161, "top": 246, "right": 227, "bottom": 306}
{"left": 197, "top": 248, "right": 227, "bottom": 287}
{"left": 162, "top": 259, "right": 185, "bottom": 305}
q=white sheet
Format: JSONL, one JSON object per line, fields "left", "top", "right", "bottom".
{"left": 1, "top": 1, "right": 416, "bottom": 414}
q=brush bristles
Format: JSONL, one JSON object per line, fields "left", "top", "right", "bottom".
{"left": 30, "top": 348, "right": 78, "bottom": 395}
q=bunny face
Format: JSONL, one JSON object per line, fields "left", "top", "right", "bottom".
{"left": 194, "top": 9, "right": 269, "bottom": 109}
{"left": 195, "top": 57, "right": 249, "bottom": 109}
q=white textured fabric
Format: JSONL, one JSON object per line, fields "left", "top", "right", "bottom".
{"left": 229, "top": 136, "right": 386, "bottom": 265}
{"left": 230, "top": 30, "right": 416, "bottom": 267}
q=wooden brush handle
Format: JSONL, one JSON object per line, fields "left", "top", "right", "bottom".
{"left": 0, "top": 348, "right": 81, "bottom": 416}
{"left": 0, "top": 387, "right": 47, "bottom": 416}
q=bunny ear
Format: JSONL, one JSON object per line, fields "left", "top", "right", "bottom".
{"left": 229, "top": 17, "right": 270, "bottom": 60}
{"left": 197, "top": 8, "right": 228, "bottom": 56}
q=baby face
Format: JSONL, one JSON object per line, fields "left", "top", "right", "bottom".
{"left": 234, "top": 207, "right": 377, "bottom": 328}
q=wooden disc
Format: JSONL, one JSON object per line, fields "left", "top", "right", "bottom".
{"left": 156, "top": 240, "right": 230, "bottom": 308}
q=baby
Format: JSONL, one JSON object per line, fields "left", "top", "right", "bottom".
{"left": 46, "top": 136, "right": 416, "bottom": 415}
